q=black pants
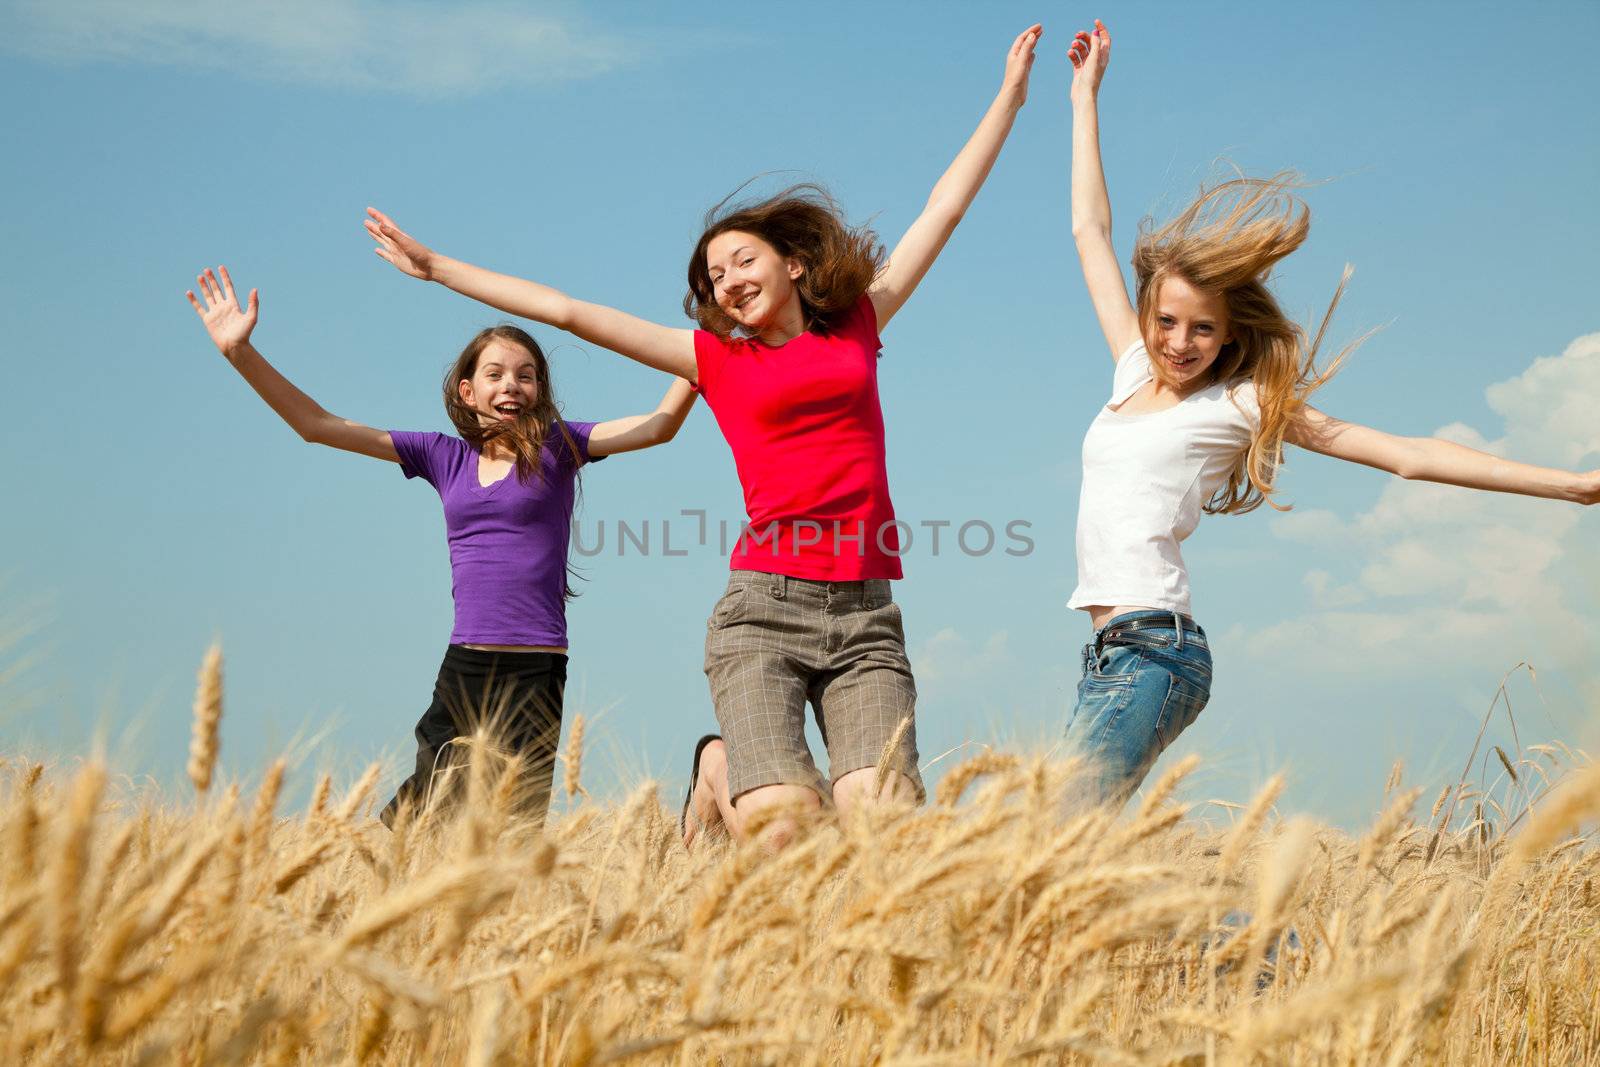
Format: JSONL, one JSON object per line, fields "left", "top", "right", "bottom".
{"left": 380, "top": 645, "right": 567, "bottom": 828}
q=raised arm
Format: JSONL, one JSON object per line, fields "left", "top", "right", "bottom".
{"left": 586, "top": 377, "right": 699, "bottom": 458}
{"left": 1288, "top": 407, "right": 1600, "bottom": 504}
{"left": 868, "top": 25, "right": 1041, "bottom": 332}
{"left": 1068, "top": 20, "right": 1140, "bottom": 359}
{"left": 365, "top": 210, "right": 698, "bottom": 382}
{"left": 185, "top": 267, "right": 400, "bottom": 463}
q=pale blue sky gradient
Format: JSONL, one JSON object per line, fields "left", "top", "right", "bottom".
{"left": 2, "top": 1, "right": 1596, "bottom": 826}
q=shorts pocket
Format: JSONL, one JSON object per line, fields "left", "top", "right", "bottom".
{"left": 862, "top": 580, "right": 894, "bottom": 611}
{"left": 707, "top": 585, "right": 749, "bottom": 631}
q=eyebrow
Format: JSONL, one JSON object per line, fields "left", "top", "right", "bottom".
{"left": 711, "top": 246, "right": 755, "bottom": 270}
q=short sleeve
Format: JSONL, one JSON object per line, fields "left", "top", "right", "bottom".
{"left": 693, "top": 330, "right": 733, "bottom": 401}
{"left": 1227, "top": 379, "right": 1263, "bottom": 432}
{"left": 388, "top": 430, "right": 457, "bottom": 487}
{"left": 1109, "top": 340, "right": 1153, "bottom": 407}
{"left": 848, "top": 293, "right": 883, "bottom": 355}
{"left": 557, "top": 420, "right": 605, "bottom": 466}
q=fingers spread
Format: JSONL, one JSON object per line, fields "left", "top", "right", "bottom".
{"left": 185, "top": 290, "right": 204, "bottom": 315}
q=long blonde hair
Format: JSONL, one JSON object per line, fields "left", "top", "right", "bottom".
{"left": 1132, "top": 173, "right": 1358, "bottom": 514}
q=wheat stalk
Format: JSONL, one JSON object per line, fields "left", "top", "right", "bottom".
{"left": 186, "top": 643, "right": 223, "bottom": 794}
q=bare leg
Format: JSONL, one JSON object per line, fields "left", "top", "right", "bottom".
{"left": 683, "top": 740, "right": 821, "bottom": 853}
{"left": 683, "top": 739, "right": 734, "bottom": 848}
{"left": 832, "top": 766, "right": 918, "bottom": 821}
{"left": 732, "top": 781, "right": 823, "bottom": 853}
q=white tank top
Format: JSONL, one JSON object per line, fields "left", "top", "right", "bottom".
{"left": 1068, "top": 340, "right": 1262, "bottom": 617}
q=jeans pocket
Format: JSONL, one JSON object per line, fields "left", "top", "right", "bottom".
{"left": 1154, "top": 672, "right": 1210, "bottom": 752}
{"left": 1090, "top": 644, "right": 1143, "bottom": 683}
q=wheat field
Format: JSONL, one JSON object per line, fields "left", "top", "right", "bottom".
{"left": 2, "top": 648, "right": 1598, "bottom": 1065}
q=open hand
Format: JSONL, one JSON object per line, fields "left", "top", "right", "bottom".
{"left": 1002, "top": 24, "right": 1043, "bottom": 107}
{"left": 186, "top": 266, "right": 258, "bottom": 356}
{"left": 365, "top": 208, "right": 437, "bottom": 281}
{"left": 1068, "top": 19, "right": 1111, "bottom": 104}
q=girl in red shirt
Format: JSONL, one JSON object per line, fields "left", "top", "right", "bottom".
{"left": 366, "top": 25, "right": 1043, "bottom": 851}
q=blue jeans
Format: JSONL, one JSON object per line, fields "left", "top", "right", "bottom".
{"left": 1062, "top": 610, "right": 1212, "bottom": 810}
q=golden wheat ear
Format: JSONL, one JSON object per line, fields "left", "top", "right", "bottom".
{"left": 187, "top": 643, "right": 223, "bottom": 795}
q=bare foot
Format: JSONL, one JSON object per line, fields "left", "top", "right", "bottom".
{"left": 682, "top": 739, "right": 728, "bottom": 848}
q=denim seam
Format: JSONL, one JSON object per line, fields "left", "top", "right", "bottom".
{"left": 1085, "top": 651, "right": 1142, "bottom": 749}
{"left": 1154, "top": 673, "right": 1179, "bottom": 750}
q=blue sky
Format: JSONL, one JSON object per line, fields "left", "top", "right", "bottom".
{"left": 2, "top": 0, "right": 1596, "bottom": 827}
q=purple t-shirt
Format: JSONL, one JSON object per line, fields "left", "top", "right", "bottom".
{"left": 390, "top": 422, "right": 600, "bottom": 648}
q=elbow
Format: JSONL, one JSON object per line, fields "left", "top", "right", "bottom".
{"left": 923, "top": 195, "right": 966, "bottom": 231}
{"left": 297, "top": 412, "right": 334, "bottom": 445}
{"left": 1390, "top": 440, "right": 1428, "bottom": 481}
{"left": 1071, "top": 220, "right": 1109, "bottom": 245}
{"left": 547, "top": 293, "right": 577, "bottom": 333}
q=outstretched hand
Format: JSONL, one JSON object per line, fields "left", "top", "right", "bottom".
{"left": 186, "top": 266, "right": 258, "bottom": 356}
{"left": 1068, "top": 19, "right": 1111, "bottom": 103}
{"left": 365, "top": 208, "right": 437, "bottom": 281}
{"left": 1002, "top": 24, "right": 1043, "bottom": 106}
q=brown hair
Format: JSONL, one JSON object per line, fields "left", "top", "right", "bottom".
{"left": 1131, "top": 172, "right": 1363, "bottom": 515}
{"left": 442, "top": 325, "right": 583, "bottom": 485}
{"left": 684, "top": 182, "right": 884, "bottom": 338}
{"left": 443, "top": 325, "right": 586, "bottom": 599}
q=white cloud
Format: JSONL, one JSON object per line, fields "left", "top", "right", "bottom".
{"left": 912, "top": 627, "right": 1013, "bottom": 690}
{"left": 3, "top": 0, "right": 634, "bottom": 95}
{"left": 1242, "top": 332, "right": 1600, "bottom": 676}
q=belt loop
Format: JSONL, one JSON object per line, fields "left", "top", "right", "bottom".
{"left": 770, "top": 574, "right": 786, "bottom": 600}
{"left": 1173, "top": 612, "right": 1185, "bottom": 649}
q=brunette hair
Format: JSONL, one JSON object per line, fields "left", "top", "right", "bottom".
{"left": 1132, "top": 172, "right": 1364, "bottom": 515}
{"left": 442, "top": 325, "right": 582, "bottom": 484}
{"left": 442, "top": 325, "right": 586, "bottom": 599}
{"left": 684, "top": 182, "right": 884, "bottom": 338}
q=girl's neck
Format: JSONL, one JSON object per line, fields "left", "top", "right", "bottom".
{"left": 754, "top": 296, "right": 808, "bottom": 346}
{"left": 479, "top": 436, "right": 515, "bottom": 461}
{"left": 1153, "top": 372, "right": 1218, "bottom": 403}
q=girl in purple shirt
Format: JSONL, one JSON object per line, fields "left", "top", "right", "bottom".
{"left": 186, "top": 265, "right": 695, "bottom": 826}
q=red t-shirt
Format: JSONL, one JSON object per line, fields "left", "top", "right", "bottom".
{"left": 694, "top": 295, "right": 902, "bottom": 580}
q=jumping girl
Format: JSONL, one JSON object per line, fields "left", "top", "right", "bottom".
{"left": 364, "top": 25, "right": 1044, "bottom": 850}
{"left": 1062, "top": 21, "right": 1600, "bottom": 808}
{"left": 185, "top": 266, "right": 696, "bottom": 826}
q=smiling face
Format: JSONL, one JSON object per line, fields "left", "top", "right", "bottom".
{"left": 704, "top": 230, "right": 803, "bottom": 333}
{"left": 1151, "top": 274, "right": 1234, "bottom": 389}
{"left": 457, "top": 337, "right": 542, "bottom": 426}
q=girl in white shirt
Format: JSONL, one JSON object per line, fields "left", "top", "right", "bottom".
{"left": 1063, "top": 21, "right": 1599, "bottom": 808}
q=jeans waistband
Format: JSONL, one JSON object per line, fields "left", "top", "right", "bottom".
{"left": 1091, "top": 611, "right": 1206, "bottom": 654}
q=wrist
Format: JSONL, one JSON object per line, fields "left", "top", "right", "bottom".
{"left": 221, "top": 339, "right": 252, "bottom": 363}
{"left": 427, "top": 253, "right": 458, "bottom": 284}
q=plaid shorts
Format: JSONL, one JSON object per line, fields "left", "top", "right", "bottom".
{"left": 703, "top": 570, "right": 924, "bottom": 803}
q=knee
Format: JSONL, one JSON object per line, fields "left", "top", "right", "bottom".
{"left": 731, "top": 784, "right": 821, "bottom": 853}
{"left": 833, "top": 768, "right": 917, "bottom": 819}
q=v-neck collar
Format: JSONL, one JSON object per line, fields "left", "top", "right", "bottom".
{"left": 471, "top": 447, "right": 515, "bottom": 493}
